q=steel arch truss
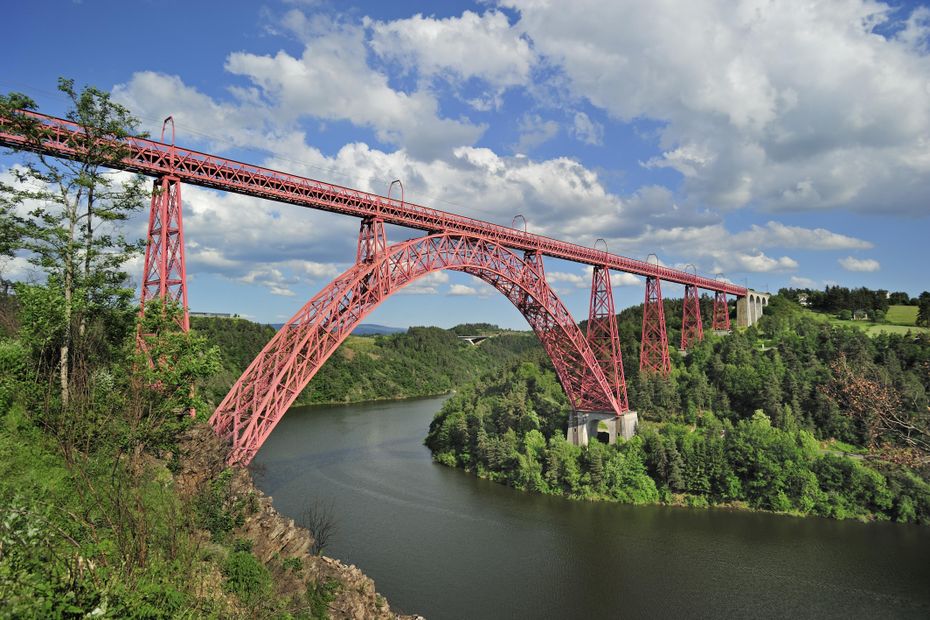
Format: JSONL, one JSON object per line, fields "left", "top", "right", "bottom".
{"left": 210, "top": 228, "right": 622, "bottom": 465}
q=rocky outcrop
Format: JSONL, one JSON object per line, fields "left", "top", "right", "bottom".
{"left": 176, "top": 424, "right": 421, "bottom": 619}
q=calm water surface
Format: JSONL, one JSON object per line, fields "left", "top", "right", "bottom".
{"left": 252, "top": 396, "right": 930, "bottom": 619}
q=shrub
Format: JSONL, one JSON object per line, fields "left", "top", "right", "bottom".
{"left": 306, "top": 578, "right": 340, "bottom": 619}
{"left": 195, "top": 469, "right": 245, "bottom": 541}
{"left": 222, "top": 550, "right": 271, "bottom": 606}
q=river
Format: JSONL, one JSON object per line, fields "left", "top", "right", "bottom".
{"left": 252, "top": 396, "right": 930, "bottom": 619}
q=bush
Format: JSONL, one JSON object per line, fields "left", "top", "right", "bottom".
{"left": 306, "top": 578, "right": 340, "bottom": 619}
{"left": 195, "top": 469, "right": 245, "bottom": 541}
{"left": 0, "top": 339, "right": 27, "bottom": 416}
{"left": 222, "top": 550, "right": 271, "bottom": 606}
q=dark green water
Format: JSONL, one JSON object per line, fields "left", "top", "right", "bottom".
{"left": 252, "top": 396, "right": 930, "bottom": 619}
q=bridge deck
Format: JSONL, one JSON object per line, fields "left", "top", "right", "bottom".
{"left": 0, "top": 110, "right": 746, "bottom": 296}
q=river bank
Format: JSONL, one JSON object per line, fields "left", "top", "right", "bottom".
{"left": 178, "top": 424, "right": 415, "bottom": 619}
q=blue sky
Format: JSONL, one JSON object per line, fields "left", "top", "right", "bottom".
{"left": 2, "top": 0, "right": 928, "bottom": 328}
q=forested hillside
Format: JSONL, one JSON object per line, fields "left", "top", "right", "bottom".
{"left": 427, "top": 296, "right": 930, "bottom": 523}
{"left": 196, "top": 318, "right": 539, "bottom": 406}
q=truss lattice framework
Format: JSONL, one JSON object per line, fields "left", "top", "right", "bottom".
{"left": 681, "top": 284, "right": 704, "bottom": 350}
{"left": 712, "top": 291, "right": 731, "bottom": 331}
{"left": 140, "top": 175, "right": 189, "bottom": 330}
{"left": 209, "top": 229, "right": 622, "bottom": 465}
{"left": 586, "top": 266, "right": 629, "bottom": 411}
{"left": 640, "top": 276, "right": 671, "bottom": 376}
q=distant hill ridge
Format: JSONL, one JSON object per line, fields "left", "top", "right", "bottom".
{"left": 192, "top": 316, "right": 537, "bottom": 406}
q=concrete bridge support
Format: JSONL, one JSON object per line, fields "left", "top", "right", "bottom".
{"left": 567, "top": 411, "right": 638, "bottom": 446}
{"left": 736, "top": 290, "right": 770, "bottom": 327}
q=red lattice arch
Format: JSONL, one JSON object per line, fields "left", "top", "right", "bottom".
{"left": 210, "top": 230, "right": 622, "bottom": 465}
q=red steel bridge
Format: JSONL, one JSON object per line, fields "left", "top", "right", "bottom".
{"left": 0, "top": 110, "right": 749, "bottom": 465}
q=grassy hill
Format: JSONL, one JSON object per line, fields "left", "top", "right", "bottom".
{"left": 802, "top": 305, "right": 928, "bottom": 337}
{"left": 886, "top": 305, "right": 919, "bottom": 326}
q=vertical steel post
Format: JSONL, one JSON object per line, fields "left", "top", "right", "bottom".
{"left": 518, "top": 249, "right": 545, "bottom": 315}
{"left": 712, "top": 290, "right": 730, "bottom": 331}
{"left": 586, "top": 266, "right": 629, "bottom": 411}
{"left": 140, "top": 175, "right": 189, "bottom": 331}
{"left": 523, "top": 249, "right": 545, "bottom": 279}
{"left": 640, "top": 276, "right": 670, "bottom": 376}
{"left": 139, "top": 117, "right": 189, "bottom": 331}
{"left": 356, "top": 217, "right": 387, "bottom": 263}
{"left": 356, "top": 217, "right": 388, "bottom": 298}
{"left": 681, "top": 284, "right": 704, "bottom": 350}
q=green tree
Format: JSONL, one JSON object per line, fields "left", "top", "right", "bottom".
{"left": 0, "top": 79, "right": 147, "bottom": 407}
{"left": 0, "top": 186, "right": 24, "bottom": 294}
{"left": 917, "top": 292, "right": 930, "bottom": 328}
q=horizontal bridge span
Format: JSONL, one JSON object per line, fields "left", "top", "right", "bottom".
{"left": 0, "top": 110, "right": 746, "bottom": 296}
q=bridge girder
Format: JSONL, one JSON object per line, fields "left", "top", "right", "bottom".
{"left": 0, "top": 107, "right": 770, "bottom": 464}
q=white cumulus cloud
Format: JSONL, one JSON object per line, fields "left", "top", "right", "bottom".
{"left": 839, "top": 256, "right": 881, "bottom": 272}
{"left": 505, "top": 0, "right": 930, "bottom": 215}
{"left": 572, "top": 112, "right": 603, "bottom": 145}
{"left": 448, "top": 284, "right": 480, "bottom": 296}
{"left": 789, "top": 276, "right": 817, "bottom": 287}
{"left": 368, "top": 10, "right": 534, "bottom": 88}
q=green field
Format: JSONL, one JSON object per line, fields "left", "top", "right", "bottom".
{"left": 828, "top": 318, "right": 927, "bottom": 336}
{"left": 886, "top": 304, "right": 919, "bottom": 326}
{"left": 802, "top": 306, "right": 928, "bottom": 336}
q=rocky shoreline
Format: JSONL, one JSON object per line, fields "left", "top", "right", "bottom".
{"left": 177, "top": 424, "right": 421, "bottom": 619}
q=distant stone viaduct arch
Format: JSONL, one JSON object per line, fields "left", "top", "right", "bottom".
{"left": 736, "top": 290, "right": 770, "bottom": 328}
